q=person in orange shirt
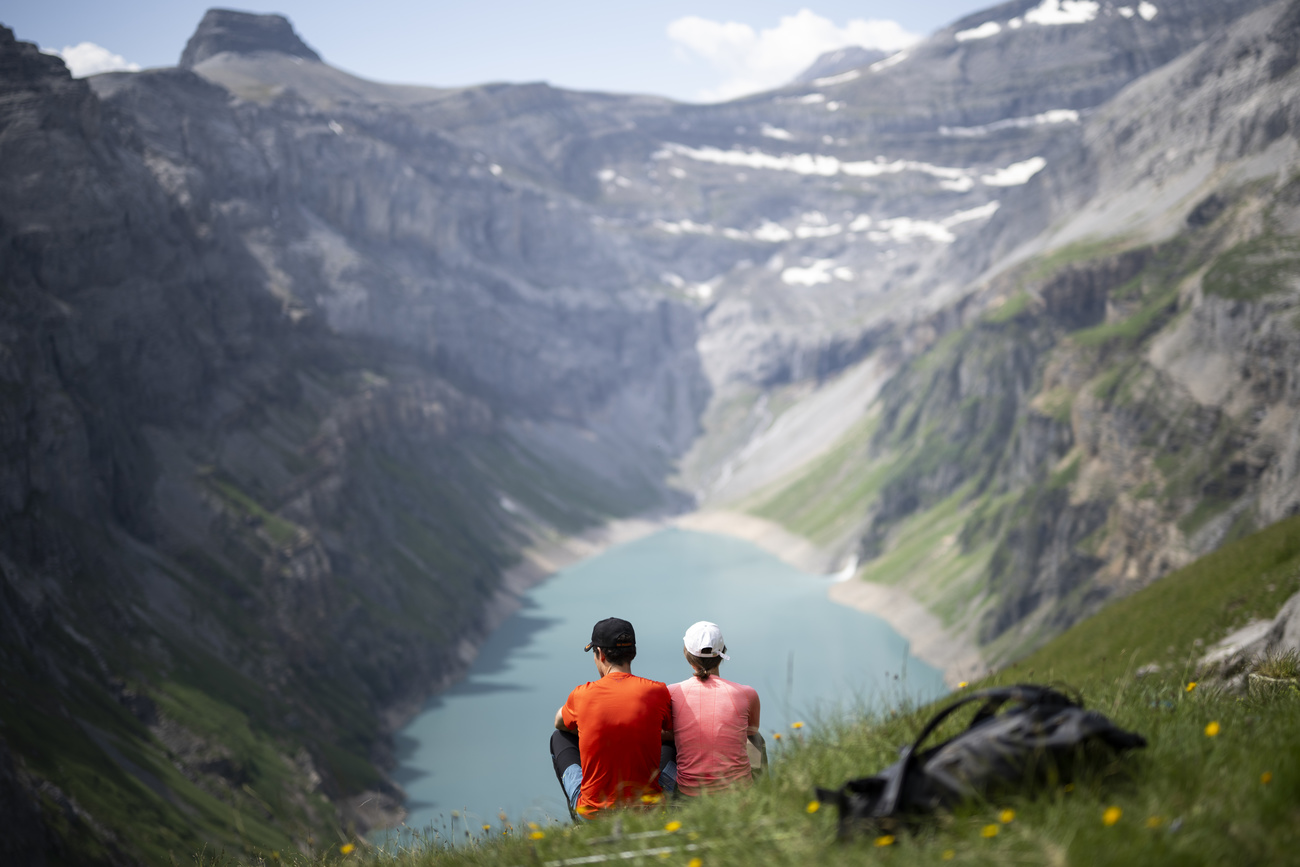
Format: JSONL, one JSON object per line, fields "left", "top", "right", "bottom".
{"left": 550, "top": 617, "right": 673, "bottom": 818}
{"left": 664, "top": 621, "right": 764, "bottom": 797}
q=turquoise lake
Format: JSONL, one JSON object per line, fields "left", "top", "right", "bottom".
{"left": 386, "top": 528, "right": 946, "bottom": 838}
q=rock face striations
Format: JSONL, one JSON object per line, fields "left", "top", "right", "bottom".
{"left": 179, "top": 8, "right": 322, "bottom": 67}
{"left": 2, "top": 0, "right": 1299, "bottom": 862}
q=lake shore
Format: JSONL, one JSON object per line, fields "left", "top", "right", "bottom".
{"left": 673, "top": 510, "right": 986, "bottom": 688}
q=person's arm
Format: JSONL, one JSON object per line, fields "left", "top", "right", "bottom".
{"left": 746, "top": 690, "right": 767, "bottom": 776}
{"left": 659, "top": 684, "right": 675, "bottom": 743}
{"left": 557, "top": 689, "right": 579, "bottom": 731}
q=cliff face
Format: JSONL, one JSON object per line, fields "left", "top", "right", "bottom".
{"left": 0, "top": 22, "right": 666, "bottom": 865}
{"left": 742, "top": 0, "right": 1300, "bottom": 662}
{"left": 2, "top": 0, "right": 1297, "bottom": 861}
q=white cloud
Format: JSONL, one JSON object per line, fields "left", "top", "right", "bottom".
{"left": 668, "top": 8, "right": 920, "bottom": 102}
{"left": 41, "top": 42, "right": 141, "bottom": 78}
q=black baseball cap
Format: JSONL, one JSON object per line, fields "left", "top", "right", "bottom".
{"left": 585, "top": 617, "right": 636, "bottom": 652}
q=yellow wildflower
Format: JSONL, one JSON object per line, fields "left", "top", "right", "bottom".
{"left": 1205, "top": 721, "right": 1221, "bottom": 737}
{"left": 339, "top": 843, "right": 356, "bottom": 855}
{"left": 981, "top": 824, "right": 999, "bottom": 838}
{"left": 806, "top": 800, "right": 821, "bottom": 814}
{"left": 528, "top": 822, "right": 540, "bottom": 830}
{"left": 529, "top": 831, "right": 545, "bottom": 840}
{"left": 958, "top": 681, "right": 968, "bottom": 688}
{"left": 1102, "top": 806, "right": 1122, "bottom": 826}
{"left": 874, "top": 834, "right": 895, "bottom": 847}
{"left": 773, "top": 732, "right": 782, "bottom": 740}
{"left": 1185, "top": 682, "right": 1197, "bottom": 693}
{"left": 792, "top": 721, "right": 805, "bottom": 729}
{"left": 482, "top": 824, "right": 491, "bottom": 832}
{"left": 999, "top": 808, "right": 1015, "bottom": 824}
{"left": 665, "top": 820, "right": 682, "bottom": 832}
{"left": 942, "top": 850, "right": 955, "bottom": 860}
{"left": 641, "top": 793, "right": 663, "bottom": 804}
{"left": 688, "top": 860, "right": 703, "bottom": 867}
{"left": 1261, "top": 771, "right": 1273, "bottom": 785}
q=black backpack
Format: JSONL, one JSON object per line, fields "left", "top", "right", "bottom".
{"left": 816, "top": 683, "right": 1147, "bottom": 839}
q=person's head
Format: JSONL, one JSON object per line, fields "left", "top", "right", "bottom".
{"left": 683, "top": 621, "right": 729, "bottom": 681}
{"left": 585, "top": 617, "right": 637, "bottom": 669}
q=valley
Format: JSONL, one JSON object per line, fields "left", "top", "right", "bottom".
{"left": 2, "top": 1, "right": 1298, "bottom": 863}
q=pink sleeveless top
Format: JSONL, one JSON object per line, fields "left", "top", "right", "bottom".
{"left": 668, "top": 675, "right": 760, "bottom": 796}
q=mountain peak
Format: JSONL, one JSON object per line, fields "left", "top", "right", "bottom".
{"left": 179, "top": 9, "right": 321, "bottom": 68}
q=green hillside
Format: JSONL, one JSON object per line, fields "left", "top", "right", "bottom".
{"left": 201, "top": 514, "right": 1300, "bottom": 867}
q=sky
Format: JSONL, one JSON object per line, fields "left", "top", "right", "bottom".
{"left": 2, "top": 1, "right": 998, "bottom": 103}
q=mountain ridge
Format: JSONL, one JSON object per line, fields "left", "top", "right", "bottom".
{"left": 2, "top": 1, "right": 1297, "bottom": 861}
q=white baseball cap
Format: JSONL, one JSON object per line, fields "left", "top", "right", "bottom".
{"left": 683, "top": 621, "right": 730, "bottom": 659}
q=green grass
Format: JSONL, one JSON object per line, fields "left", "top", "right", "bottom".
{"left": 745, "top": 416, "right": 888, "bottom": 546}
{"left": 1070, "top": 286, "right": 1180, "bottom": 350}
{"left": 1202, "top": 234, "right": 1300, "bottom": 301}
{"left": 206, "top": 475, "right": 303, "bottom": 548}
{"left": 214, "top": 514, "right": 1300, "bottom": 867}
{"left": 983, "top": 291, "right": 1033, "bottom": 325}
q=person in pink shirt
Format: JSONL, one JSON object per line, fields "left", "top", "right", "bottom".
{"left": 664, "top": 621, "right": 765, "bottom": 797}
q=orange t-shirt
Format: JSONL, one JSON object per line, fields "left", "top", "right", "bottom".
{"left": 561, "top": 671, "right": 672, "bottom": 815}
{"left": 668, "top": 676, "right": 760, "bottom": 796}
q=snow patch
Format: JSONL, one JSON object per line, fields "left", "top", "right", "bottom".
{"left": 1117, "top": 6, "right": 1135, "bottom": 17}
{"left": 939, "top": 109, "right": 1079, "bottom": 137}
{"left": 328, "top": 120, "right": 344, "bottom": 135}
{"left": 658, "top": 142, "right": 1039, "bottom": 193}
{"left": 826, "top": 101, "right": 843, "bottom": 112}
{"left": 489, "top": 164, "right": 503, "bottom": 176}
{"left": 597, "top": 168, "right": 616, "bottom": 182}
{"left": 944, "top": 201, "right": 1001, "bottom": 225}
{"left": 796, "top": 223, "right": 843, "bottom": 238}
{"left": 872, "top": 217, "right": 955, "bottom": 244}
{"left": 955, "top": 21, "right": 1002, "bottom": 41}
{"left": 812, "top": 69, "right": 861, "bottom": 86}
{"left": 847, "top": 201, "right": 1000, "bottom": 246}
{"left": 781, "top": 259, "right": 845, "bottom": 286}
{"left": 870, "top": 51, "right": 908, "bottom": 72}
{"left": 1023, "top": 0, "right": 1100, "bottom": 26}
{"left": 981, "top": 157, "right": 1047, "bottom": 186}
{"left": 1138, "top": 2, "right": 1158, "bottom": 20}
{"left": 761, "top": 124, "right": 793, "bottom": 140}
{"left": 655, "top": 219, "right": 715, "bottom": 236}
{"left": 753, "top": 221, "right": 794, "bottom": 243}
{"left": 798, "top": 93, "right": 827, "bottom": 104}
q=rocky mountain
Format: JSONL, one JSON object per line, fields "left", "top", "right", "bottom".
{"left": 1, "top": 0, "right": 1296, "bottom": 862}
{"left": 736, "top": 0, "right": 1300, "bottom": 660}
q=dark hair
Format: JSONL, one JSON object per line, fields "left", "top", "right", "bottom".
{"left": 686, "top": 650, "right": 723, "bottom": 681}
{"left": 602, "top": 645, "right": 636, "bottom": 666}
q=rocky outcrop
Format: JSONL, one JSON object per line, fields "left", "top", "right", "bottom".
{"left": 179, "top": 8, "right": 321, "bottom": 68}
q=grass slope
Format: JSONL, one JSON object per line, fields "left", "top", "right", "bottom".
{"left": 201, "top": 514, "right": 1300, "bottom": 867}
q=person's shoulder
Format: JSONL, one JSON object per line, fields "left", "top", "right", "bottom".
{"left": 719, "top": 677, "right": 758, "bottom": 696}
{"left": 630, "top": 674, "right": 670, "bottom": 691}
{"left": 568, "top": 679, "right": 600, "bottom": 697}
